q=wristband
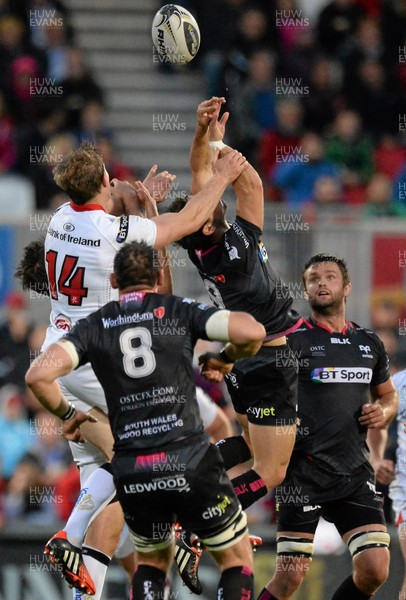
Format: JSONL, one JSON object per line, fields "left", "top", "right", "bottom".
{"left": 219, "top": 347, "right": 235, "bottom": 364}
{"left": 209, "top": 141, "right": 226, "bottom": 151}
{"left": 60, "top": 401, "right": 76, "bottom": 421}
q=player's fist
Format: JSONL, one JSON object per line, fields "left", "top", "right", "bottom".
{"left": 198, "top": 352, "right": 234, "bottom": 383}
{"left": 358, "top": 403, "right": 386, "bottom": 429}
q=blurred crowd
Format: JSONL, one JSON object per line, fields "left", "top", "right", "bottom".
{"left": 187, "top": 0, "right": 406, "bottom": 214}
{"left": 0, "top": 0, "right": 136, "bottom": 209}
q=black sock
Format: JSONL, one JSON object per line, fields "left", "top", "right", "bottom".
{"left": 131, "top": 564, "right": 166, "bottom": 599}
{"left": 232, "top": 469, "right": 267, "bottom": 509}
{"left": 217, "top": 566, "right": 253, "bottom": 599}
{"left": 257, "top": 588, "right": 279, "bottom": 599}
{"left": 331, "top": 576, "right": 371, "bottom": 600}
{"left": 216, "top": 436, "right": 252, "bottom": 470}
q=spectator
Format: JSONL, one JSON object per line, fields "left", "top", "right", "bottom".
{"left": 28, "top": 130, "right": 76, "bottom": 204}
{"left": 278, "top": 28, "right": 318, "bottom": 87}
{"left": 0, "top": 292, "right": 31, "bottom": 391}
{"left": 232, "top": 49, "right": 276, "bottom": 162}
{"left": 364, "top": 173, "right": 406, "bottom": 218}
{"left": 4, "top": 411, "right": 71, "bottom": 523}
{"left": 97, "top": 135, "right": 138, "bottom": 184}
{"left": 348, "top": 59, "right": 403, "bottom": 138}
{"left": 24, "top": 0, "right": 73, "bottom": 51}
{"left": 0, "top": 15, "right": 46, "bottom": 89}
{"left": 74, "top": 99, "right": 110, "bottom": 145}
{"left": 272, "top": 132, "right": 339, "bottom": 206}
{"left": 275, "top": 0, "right": 309, "bottom": 52}
{"left": 0, "top": 90, "right": 17, "bottom": 173}
{"left": 301, "top": 56, "right": 343, "bottom": 134}
{"left": 259, "top": 97, "right": 304, "bottom": 194}
{"left": 325, "top": 109, "right": 373, "bottom": 193}
{"left": 313, "top": 175, "right": 344, "bottom": 206}
{"left": 316, "top": 0, "right": 365, "bottom": 57}
{"left": 0, "top": 385, "right": 33, "bottom": 482}
{"left": 302, "top": 176, "right": 346, "bottom": 225}
{"left": 222, "top": 7, "right": 272, "bottom": 102}
{"left": 60, "top": 47, "right": 104, "bottom": 129}
{"left": 341, "top": 17, "right": 387, "bottom": 93}
{"left": 42, "top": 14, "right": 71, "bottom": 82}
{"left": 14, "top": 100, "right": 67, "bottom": 208}
{"left": 7, "top": 54, "right": 43, "bottom": 124}
{"left": 374, "top": 136, "right": 406, "bottom": 180}
{"left": 187, "top": 0, "right": 244, "bottom": 97}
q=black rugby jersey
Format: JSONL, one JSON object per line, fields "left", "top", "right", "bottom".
{"left": 188, "top": 216, "right": 301, "bottom": 340}
{"left": 288, "top": 318, "right": 390, "bottom": 475}
{"left": 65, "top": 291, "right": 218, "bottom": 452}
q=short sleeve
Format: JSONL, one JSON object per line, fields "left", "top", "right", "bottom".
{"left": 371, "top": 334, "right": 391, "bottom": 387}
{"left": 114, "top": 215, "right": 157, "bottom": 247}
{"left": 63, "top": 317, "right": 92, "bottom": 368}
{"left": 184, "top": 300, "right": 220, "bottom": 341}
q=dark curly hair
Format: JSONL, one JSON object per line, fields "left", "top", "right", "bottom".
{"left": 15, "top": 238, "right": 49, "bottom": 296}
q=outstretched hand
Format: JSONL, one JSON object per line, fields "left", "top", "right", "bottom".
{"left": 208, "top": 105, "right": 229, "bottom": 142}
{"left": 62, "top": 411, "right": 98, "bottom": 443}
{"left": 198, "top": 352, "right": 234, "bottom": 383}
{"left": 196, "top": 97, "right": 226, "bottom": 131}
{"left": 143, "top": 165, "right": 176, "bottom": 204}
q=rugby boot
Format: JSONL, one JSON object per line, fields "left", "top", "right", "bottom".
{"left": 174, "top": 528, "right": 203, "bottom": 595}
{"left": 44, "top": 530, "right": 96, "bottom": 596}
{"left": 249, "top": 534, "right": 263, "bottom": 551}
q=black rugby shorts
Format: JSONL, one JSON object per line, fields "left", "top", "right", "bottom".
{"left": 225, "top": 343, "right": 298, "bottom": 426}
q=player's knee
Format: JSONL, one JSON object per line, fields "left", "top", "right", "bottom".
{"left": 354, "top": 551, "right": 389, "bottom": 592}
{"left": 350, "top": 530, "right": 390, "bottom": 593}
{"left": 274, "top": 536, "right": 313, "bottom": 593}
{"left": 272, "top": 559, "right": 307, "bottom": 596}
{"left": 216, "top": 534, "right": 253, "bottom": 572}
{"left": 255, "top": 463, "right": 288, "bottom": 489}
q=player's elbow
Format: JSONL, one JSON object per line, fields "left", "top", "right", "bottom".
{"left": 249, "top": 169, "right": 264, "bottom": 192}
{"left": 240, "top": 321, "right": 266, "bottom": 346}
{"left": 25, "top": 365, "right": 42, "bottom": 391}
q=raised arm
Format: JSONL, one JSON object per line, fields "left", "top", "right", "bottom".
{"left": 151, "top": 149, "right": 247, "bottom": 249}
{"left": 208, "top": 106, "right": 264, "bottom": 229}
{"left": 190, "top": 97, "right": 226, "bottom": 194}
{"left": 133, "top": 180, "right": 173, "bottom": 295}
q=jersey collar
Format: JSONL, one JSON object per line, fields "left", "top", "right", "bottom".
{"left": 69, "top": 201, "right": 106, "bottom": 212}
{"left": 306, "top": 317, "right": 352, "bottom": 335}
{"left": 119, "top": 291, "right": 148, "bottom": 306}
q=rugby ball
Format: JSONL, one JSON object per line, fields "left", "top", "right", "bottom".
{"left": 152, "top": 4, "right": 200, "bottom": 64}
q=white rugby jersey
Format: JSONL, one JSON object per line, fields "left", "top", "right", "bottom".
{"left": 393, "top": 369, "right": 406, "bottom": 476}
{"left": 43, "top": 201, "right": 157, "bottom": 348}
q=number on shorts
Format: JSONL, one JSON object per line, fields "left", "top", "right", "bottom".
{"left": 119, "top": 327, "right": 156, "bottom": 378}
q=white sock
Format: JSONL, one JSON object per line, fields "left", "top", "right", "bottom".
{"left": 71, "top": 546, "right": 110, "bottom": 600}
{"left": 65, "top": 465, "right": 116, "bottom": 548}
